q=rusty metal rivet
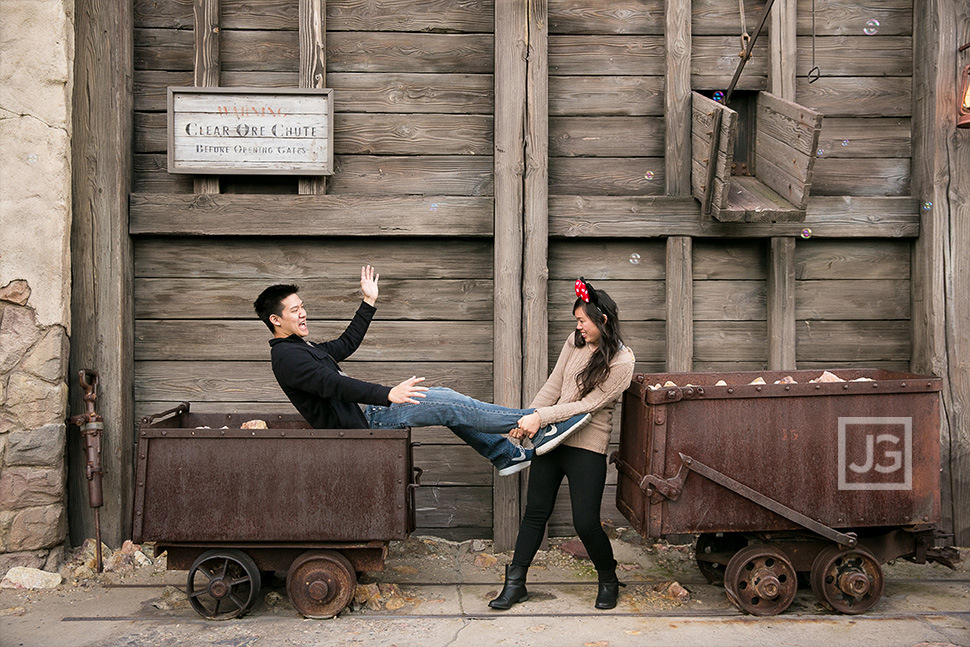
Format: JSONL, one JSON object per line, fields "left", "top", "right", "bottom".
{"left": 756, "top": 386, "right": 762, "bottom": 392}
{"left": 280, "top": 431, "right": 285, "bottom": 436}
{"left": 339, "top": 432, "right": 345, "bottom": 437}
{"left": 727, "top": 388, "right": 734, "bottom": 394}
{"left": 252, "top": 431, "right": 256, "bottom": 436}
{"left": 685, "top": 458, "right": 693, "bottom": 465}
{"left": 843, "top": 384, "right": 849, "bottom": 390}
{"left": 135, "top": 511, "right": 141, "bottom": 515}
{"left": 927, "top": 382, "right": 932, "bottom": 387}
{"left": 816, "top": 385, "right": 821, "bottom": 390}
{"left": 655, "top": 417, "right": 664, "bottom": 425}
{"left": 784, "top": 386, "right": 790, "bottom": 391}
{"left": 873, "top": 383, "right": 878, "bottom": 388}
{"left": 161, "top": 430, "right": 167, "bottom": 436}
{"left": 923, "top": 516, "right": 929, "bottom": 521}
{"left": 138, "top": 482, "right": 143, "bottom": 487}
{"left": 141, "top": 431, "right": 146, "bottom": 436}
{"left": 220, "top": 430, "right": 225, "bottom": 436}
{"left": 901, "top": 382, "right": 907, "bottom": 387}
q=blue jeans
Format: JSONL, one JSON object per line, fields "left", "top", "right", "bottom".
{"left": 365, "top": 387, "right": 533, "bottom": 466}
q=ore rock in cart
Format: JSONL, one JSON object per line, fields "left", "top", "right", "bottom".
{"left": 131, "top": 403, "right": 421, "bottom": 619}
{"left": 612, "top": 369, "right": 959, "bottom": 616}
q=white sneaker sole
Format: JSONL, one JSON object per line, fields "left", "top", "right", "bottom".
{"left": 497, "top": 460, "right": 532, "bottom": 476}
{"left": 535, "top": 413, "right": 592, "bottom": 456}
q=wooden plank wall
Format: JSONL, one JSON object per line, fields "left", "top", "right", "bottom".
{"left": 131, "top": 0, "right": 498, "bottom": 540}
{"left": 125, "top": 0, "right": 925, "bottom": 542}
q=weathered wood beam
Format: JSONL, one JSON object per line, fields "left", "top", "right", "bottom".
{"left": 129, "top": 194, "right": 494, "bottom": 236}
{"left": 665, "top": 0, "right": 691, "bottom": 195}
{"left": 912, "top": 0, "right": 968, "bottom": 545}
{"left": 665, "top": 237, "right": 693, "bottom": 372}
{"left": 70, "top": 0, "right": 134, "bottom": 546}
{"left": 493, "top": 0, "right": 527, "bottom": 551}
{"left": 769, "top": 0, "right": 796, "bottom": 100}
{"left": 767, "top": 238, "right": 796, "bottom": 369}
{"left": 548, "top": 196, "right": 919, "bottom": 238}
{"left": 192, "top": 0, "right": 220, "bottom": 194}
{"left": 523, "top": 0, "right": 549, "bottom": 404}
{"left": 298, "top": 0, "right": 326, "bottom": 195}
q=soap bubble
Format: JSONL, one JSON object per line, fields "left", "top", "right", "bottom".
{"left": 922, "top": 201, "right": 933, "bottom": 211}
{"left": 864, "top": 19, "right": 880, "bottom": 35}
{"left": 817, "top": 149, "right": 824, "bottom": 156}
{"left": 841, "top": 139, "right": 850, "bottom": 147}
{"left": 26, "top": 153, "right": 37, "bottom": 165}
{"left": 801, "top": 228, "right": 813, "bottom": 239}
{"left": 430, "top": 203, "right": 438, "bottom": 212}
{"left": 713, "top": 91, "right": 725, "bottom": 103}
{"left": 644, "top": 171, "right": 655, "bottom": 180}
{"left": 629, "top": 253, "right": 641, "bottom": 265}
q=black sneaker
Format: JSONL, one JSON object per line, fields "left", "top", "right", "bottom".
{"left": 533, "top": 413, "right": 592, "bottom": 455}
{"left": 496, "top": 446, "right": 534, "bottom": 476}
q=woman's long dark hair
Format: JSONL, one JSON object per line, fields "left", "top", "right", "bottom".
{"left": 573, "top": 287, "right": 623, "bottom": 398}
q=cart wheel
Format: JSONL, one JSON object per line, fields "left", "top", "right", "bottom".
{"left": 186, "top": 549, "right": 262, "bottom": 620}
{"left": 810, "top": 544, "right": 884, "bottom": 614}
{"left": 287, "top": 550, "right": 357, "bottom": 619}
{"left": 695, "top": 533, "right": 748, "bottom": 586}
{"left": 724, "top": 544, "right": 797, "bottom": 616}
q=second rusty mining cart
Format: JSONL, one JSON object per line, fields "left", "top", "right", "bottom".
{"left": 612, "top": 369, "right": 956, "bottom": 616}
{"left": 132, "top": 403, "right": 420, "bottom": 619}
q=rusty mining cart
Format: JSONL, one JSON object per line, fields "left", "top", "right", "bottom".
{"left": 612, "top": 369, "right": 957, "bottom": 616}
{"left": 131, "top": 403, "right": 420, "bottom": 619}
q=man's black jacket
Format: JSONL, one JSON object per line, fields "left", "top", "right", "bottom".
{"left": 269, "top": 302, "right": 392, "bottom": 429}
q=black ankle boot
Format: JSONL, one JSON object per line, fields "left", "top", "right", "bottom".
{"left": 594, "top": 569, "right": 625, "bottom": 610}
{"left": 489, "top": 564, "right": 529, "bottom": 609}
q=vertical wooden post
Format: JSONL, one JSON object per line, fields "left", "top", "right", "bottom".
{"left": 767, "top": 0, "right": 797, "bottom": 369}
{"left": 522, "top": 0, "right": 550, "bottom": 546}
{"left": 523, "top": 0, "right": 549, "bottom": 412}
{"left": 767, "top": 238, "right": 796, "bottom": 370}
{"left": 665, "top": 237, "right": 692, "bottom": 373}
{"left": 769, "top": 0, "right": 796, "bottom": 100}
{"left": 912, "top": 0, "right": 968, "bottom": 545}
{"left": 493, "top": 0, "right": 527, "bottom": 550}
{"left": 193, "top": 0, "right": 221, "bottom": 194}
{"left": 664, "top": 0, "right": 693, "bottom": 376}
{"left": 69, "top": 0, "right": 134, "bottom": 545}
{"left": 664, "top": 0, "right": 691, "bottom": 196}
{"left": 299, "top": 0, "right": 327, "bottom": 195}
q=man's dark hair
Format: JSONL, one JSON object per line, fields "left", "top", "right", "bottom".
{"left": 254, "top": 284, "right": 299, "bottom": 333}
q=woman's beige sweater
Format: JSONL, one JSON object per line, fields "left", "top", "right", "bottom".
{"left": 529, "top": 334, "right": 636, "bottom": 455}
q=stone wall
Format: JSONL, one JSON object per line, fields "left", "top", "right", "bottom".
{"left": 0, "top": 0, "right": 75, "bottom": 575}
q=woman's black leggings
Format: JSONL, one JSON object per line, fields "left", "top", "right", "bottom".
{"left": 510, "top": 445, "right": 615, "bottom": 573}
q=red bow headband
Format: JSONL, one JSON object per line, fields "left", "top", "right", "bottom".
{"left": 575, "top": 277, "right": 594, "bottom": 304}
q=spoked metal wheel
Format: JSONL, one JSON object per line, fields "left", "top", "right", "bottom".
{"left": 810, "top": 544, "right": 884, "bottom": 614}
{"left": 286, "top": 550, "right": 357, "bottom": 618}
{"left": 724, "top": 544, "right": 798, "bottom": 616}
{"left": 187, "top": 549, "right": 262, "bottom": 620}
{"left": 695, "top": 533, "right": 748, "bottom": 585}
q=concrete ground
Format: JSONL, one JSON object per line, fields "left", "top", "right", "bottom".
{"left": 1, "top": 530, "right": 968, "bottom": 647}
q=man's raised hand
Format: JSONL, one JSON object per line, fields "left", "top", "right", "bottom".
{"left": 361, "top": 265, "right": 380, "bottom": 306}
{"left": 388, "top": 376, "right": 428, "bottom": 404}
